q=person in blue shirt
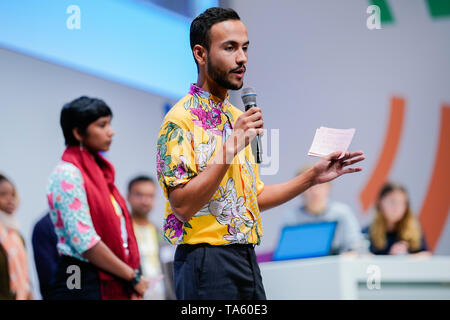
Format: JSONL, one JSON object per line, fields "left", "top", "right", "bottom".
{"left": 281, "top": 165, "right": 364, "bottom": 254}
{"left": 32, "top": 212, "right": 59, "bottom": 300}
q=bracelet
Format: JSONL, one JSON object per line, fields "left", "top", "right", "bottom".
{"left": 130, "top": 268, "right": 142, "bottom": 287}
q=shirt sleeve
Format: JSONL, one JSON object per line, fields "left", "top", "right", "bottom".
{"left": 156, "top": 120, "right": 198, "bottom": 197}
{"left": 47, "top": 162, "right": 101, "bottom": 255}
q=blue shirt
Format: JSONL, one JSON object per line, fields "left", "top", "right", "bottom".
{"left": 31, "top": 213, "right": 59, "bottom": 300}
{"left": 281, "top": 201, "right": 364, "bottom": 253}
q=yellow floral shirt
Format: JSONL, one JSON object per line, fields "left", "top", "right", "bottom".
{"left": 156, "top": 84, "right": 264, "bottom": 246}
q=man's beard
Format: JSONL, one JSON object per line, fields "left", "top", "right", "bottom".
{"left": 132, "top": 208, "right": 150, "bottom": 219}
{"left": 207, "top": 58, "right": 243, "bottom": 91}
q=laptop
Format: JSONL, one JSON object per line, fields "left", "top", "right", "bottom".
{"left": 273, "top": 221, "right": 338, "bottom": 261}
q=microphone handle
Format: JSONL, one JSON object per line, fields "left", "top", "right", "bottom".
{"left": 255, "top": 134, "right": 262, "bottom": 164}
{"left": 245, "top": 104, "right": 263, "bottom": 164}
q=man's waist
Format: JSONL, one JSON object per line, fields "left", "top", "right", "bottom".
{"left": 178, "top": 242, "right": 256, "bottom": 249}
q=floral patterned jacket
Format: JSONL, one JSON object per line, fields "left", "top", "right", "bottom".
{"left": 157, "top": 84, "right": 264, "bottom": 246}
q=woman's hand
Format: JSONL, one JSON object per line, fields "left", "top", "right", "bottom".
{"left": 389, "top": 240, "right": 409, "bottom": 255}
{"left": 133, "top": 276, "right": 150, "bottom": 296}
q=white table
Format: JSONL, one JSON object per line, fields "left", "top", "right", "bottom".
{"left": 259, "top": 255, "right": 450, "bottom": 299}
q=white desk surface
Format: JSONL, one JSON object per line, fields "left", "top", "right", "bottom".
{"left": 259, "top": 255, "right": 450, "bottom": 299}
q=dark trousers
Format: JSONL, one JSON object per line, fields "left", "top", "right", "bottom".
{"left": 174, "top": 243, "right": 266, "bottom": 300}
{"left": 47, "top": 255, "right": 102, "bottom": 300}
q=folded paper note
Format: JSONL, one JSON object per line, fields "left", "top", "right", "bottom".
{"left": 308, "top": 127, "right": 355, "bottom": 159}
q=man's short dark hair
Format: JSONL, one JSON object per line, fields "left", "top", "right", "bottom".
{"left": 60, "top": 96, "right": 113, "bottom": 146}
{"left": 190, "top": 7, "right": 240, "bottom": 66}
{"left": 128, "top": 175, "right": 155, "bottom": 193}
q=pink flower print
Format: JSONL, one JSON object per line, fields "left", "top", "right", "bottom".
{"left": 55, "top": 210, "right": 64, "bottom": 229}
{"left": 189, "top": 85, "right": 202, "bottom": 96}
{"left": 69, "top": 198, "right": 82, "bottom": 211}
{"left": 189, "top": 84, "right": 210, "bottom": 99}
{"left": 72, "top": 235, "right": 80, "bottom": 244}
{"left": 156, "top": 149, "right": 165, "bottom": 175}
{"left": 191, "top": 105, "right": 222, "bottom": 135}
{"left": 87, "top": 236, "right": 98, "bottom": 249}
{"left": 174, "top": 164, "right": 187, "bottom": 180}
{"left": 164, "top": 214, "right": 183, "bottom": 239}
{"left": 47, "top": 192, "right": 54, "bottom": 210}
{"left": 59, "top": 236, "right": 66, "bottom": 244}
{"left": 61, "top": 180, "right": 74, "bottom": 192}
{"left": 76, "top": 221, "right": 91, "bottom": 234}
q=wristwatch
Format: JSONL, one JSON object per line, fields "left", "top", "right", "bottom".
{"left": 130, "top": 268, "right": 142, "bottom": 287}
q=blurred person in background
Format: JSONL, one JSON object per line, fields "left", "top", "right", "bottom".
{"left": 46, "top": 96, "right": 148, "bottom": 300}
{"left": 127, "top": 175, "right": 175, "bottom": 300}
{"left": 281, "top": 165, "right": 364, "bottom": 255}
{"left": 0, "top": 174, "right": 33, "bottom": 300}
{"left": 363, "top": 182, "right": 431, "bottom": 256}
{"left": 32, "top": 211, "right": 59, "bottom": 300}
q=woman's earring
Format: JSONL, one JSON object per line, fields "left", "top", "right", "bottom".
{"left": 80, "top": 141, "right": 84, "bottom": 151}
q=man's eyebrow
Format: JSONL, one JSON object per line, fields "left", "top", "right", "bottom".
{"left": 221, "top": 40, "right": 250, "bottom": 46}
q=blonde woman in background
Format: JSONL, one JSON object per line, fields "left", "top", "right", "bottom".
{"left": 365, "top": 182, "right": 431, "bottom": 256}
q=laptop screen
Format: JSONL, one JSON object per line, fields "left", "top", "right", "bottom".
{"left": 273, "top": 221, "right": 338, "bottom": 261}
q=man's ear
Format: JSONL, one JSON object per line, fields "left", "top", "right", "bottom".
{"left": 192, "top": 44, "right": 207, "bottom": 67}
{"left": 72, "top": 127, "right": 83, "bottom": 143}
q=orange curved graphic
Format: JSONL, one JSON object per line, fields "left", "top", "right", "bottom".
{"left": 360, "top": 96, "right": 406, "bottom": 212}
{"left": 418, "top": 105, "right": 450, "bottom": 252}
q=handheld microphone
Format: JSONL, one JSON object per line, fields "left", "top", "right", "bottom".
{"left": 241, "top": 87, "right": 262, "bottom": 164}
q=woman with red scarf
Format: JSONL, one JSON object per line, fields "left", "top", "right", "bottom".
{"left": 46, "top": 96, "right": 148, "bottom": 300}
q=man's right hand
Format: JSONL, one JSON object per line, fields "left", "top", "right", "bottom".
{"left": 225, "top": 107, "right": 264, "bottom": 159}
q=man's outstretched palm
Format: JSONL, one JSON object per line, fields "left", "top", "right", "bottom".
{"left": 312, "top": 150, "right": 365, "bottom": 185}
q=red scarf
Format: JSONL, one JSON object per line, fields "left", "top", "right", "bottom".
{"left": 62, "top": 146, "right": 140, "bottom": 300}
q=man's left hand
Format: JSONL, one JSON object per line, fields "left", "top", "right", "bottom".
{"left": 311, "top": 150, "right": 365, "bottom": 185}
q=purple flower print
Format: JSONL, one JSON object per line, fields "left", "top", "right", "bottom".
{"left": 164, "top": 214, "right": 183, "bottom": 239}
{"left": 174, "top": 164, "right": 187, "bottom": 180}
{"left": 191, "top": 105, "right": 222, "bottom": 135}
{"left": 156, "top": 149, "right": 165, "bottom": 175}
{"left": 189, "top": 84, "right": 210, "bottom": 99}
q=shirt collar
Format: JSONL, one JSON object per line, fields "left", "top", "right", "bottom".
{"left": 189, "top": 83, "right": 230, "bottom": 110}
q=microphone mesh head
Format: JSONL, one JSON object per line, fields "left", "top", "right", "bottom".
{"left": 241, "top": 87, "right": 257, "bottom": 106}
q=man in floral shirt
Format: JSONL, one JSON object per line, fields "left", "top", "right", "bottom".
{"left": 156, "top": 7, "right": 365, "bottom": 300}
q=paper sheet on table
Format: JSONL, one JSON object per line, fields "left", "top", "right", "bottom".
{"left": 308, "top": 127, "right": 355, "bottom": 159}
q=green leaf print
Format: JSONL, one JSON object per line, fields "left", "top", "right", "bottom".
{"left": 225, "top": 110, "right": 234, "bottom": 122}
{"left": 192, "top": 95, "right": 199, "bottom": 109}
{"left": 169, "top": 127, "right": 179, "bottom": 141}
{"left": 184, "top": 97, "right": 192, "bottom": 110}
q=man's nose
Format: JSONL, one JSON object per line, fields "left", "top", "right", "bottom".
{"left": 236, "top": 48, "right": 247, "bottom": 65}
